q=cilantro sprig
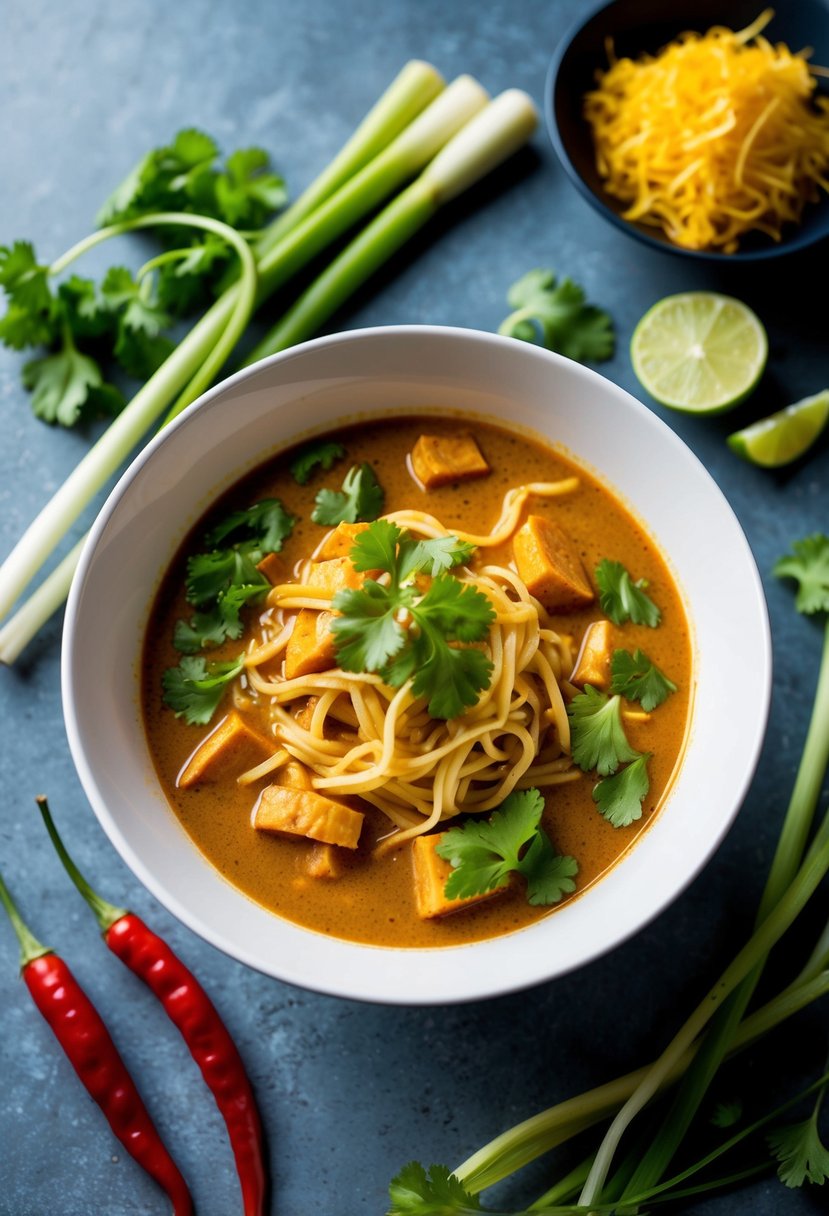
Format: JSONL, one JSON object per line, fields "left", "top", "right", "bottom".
{"left": 290, "top": 440, "right": 347, "bottom": 485}
{"left": 435, "top": 788, "right": 579, "bottom": 906}
{"left": 161, "top": 655, "right": 246, "bottom": 726}
{"left": 498, "top": 268, "right": 615, "bottom": 363}
{"left": 610, "top": 648, "right": 677, "bottom": 711}
{"left": 163, "top": 497, "right": 294, "bottom": 719}
{"left": 568, "top": 686, "right": 650, "bottom": 827}
{"left": 331, "top": 520, "right": 492, "bottom": 719}
{"left": 0, "top": 129, "right": 286, "bottom": 427}
{"left": 311, "top": 462, "right": 384, "bottom": 526}
{"left": 596, "top": 559, "right": 662, "bottom": 627}
{"left": 773, "top": 534, "right": 829, "bottom": 616}
{"left": 388, "top": 1162, "right": 481, "bottom": 1214}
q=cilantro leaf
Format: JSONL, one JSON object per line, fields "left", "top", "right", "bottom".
{"left": 595, "top": 559, "right": 661, "bottom": 627}
{"left": 312, "top": 462, "right": 385, "bottom": 525}
{"left": 610, "top": 648, "right": 677, "bottom": 711}
{"left": 0, "top": 241, "right": 54, "bottom": 315}
{"left": 388, "top": 1161, "right": 482, "bottom": 1214}
{"left": 173, "top": 583, "right": 267, "bottom": 654}
{"left": 205, "top": 498, "right": 296, "bottom": 554}
{"left": 768, "top": 1113, "right": 829, "bottom": 1187}
{"left": 436, "top": 788, "right": 578, "bottom": 905}
{"left": 568, "top": 685, "right": 640, "bottom": 775}
{"left": 331, "top": 521, "right": 493, "bottom": 719}
{"left": 498, "top": 268, "right": 615, "bottom": 363}
{"left": 101, "top": 266, "right": 172, "bottom": 338}
{"left": 114, "top": 326, "right": 176, "bottom": 380}
{"left": 22, "top": 342, "right": 119, "bottom": 427}
{"left": 593, "top": 753, "right": 651, "bottom": 827}
{"left": 290, "top": 440, "right": 347, "bottom": 485}
{"left": 161, "top": 654, "right": 245, "bottom": 725}
{"left": 774, "top": 535, "right": 829, "bottom": 616}
{"left": 185, "top": 548, "right": 266, "bottom": 607}
{"left": 215, "top": 148, "right": 289, "bottom": 228}
{"left": 58, "top": 275, "right": 116, "bottom": 339}
{"left": 710, "top": 1099, "right": 743, "bottom": 1129}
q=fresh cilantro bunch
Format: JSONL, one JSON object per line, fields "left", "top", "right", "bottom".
{"left": 436, "top": 788, "right": 578, "bottom": 905}
{"left": 0, "top": 129, "right": 286, "bottom": 426}
{"left": 773, "top": 534, "right": 829, "bottom": 615}
{"left": 163, "top": 498, "right": 295, "bottom": 723}
{"left": 311, "top": 462, "right": 384, "bottom": 525}
{"left": 498, "top": 268, "right": 615, "bottom": 363}
{"left": 331, "top": 519, "right": 493, "bottom": 719}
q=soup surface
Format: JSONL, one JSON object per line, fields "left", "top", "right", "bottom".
{"left": 143, "top": 415, "right": 692, "bottom": 948}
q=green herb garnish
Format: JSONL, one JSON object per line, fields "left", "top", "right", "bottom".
{"left": 773, "top": 534, "right": 829, "bottom": 615}
{"left": 610, "top": 648, "right": 677, "bottom": 711}
{"left": 498, "top": 268, "right": 615, "bottom": 362}
{"left": 592, "top": 752, "right": 651, "bottom": 828}
{"left": 596, "top": 559, "right": 662, "bottom": 627}
{"left": 161, "top": 654, "right": 245, "bottom": 726}
{"left": 567, "top": 685, "right": 640, "bottom": 776}
{"left": 290, "top": 440, "right": 347, "bottom": 485}
{"left": 311, "top": 462, "right": 384, "bottom": 526}
{"left": 331, "top": 520, "right": 492, "bottom": 720}
{"left": 435, "top": 789, "right": 578, "bottom": 906}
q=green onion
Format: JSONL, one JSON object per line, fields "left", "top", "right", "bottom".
{"left": 0, "top": 63, "right": 512, "bottom": 662}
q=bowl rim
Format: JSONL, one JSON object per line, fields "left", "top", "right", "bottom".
{"left": 61, "top": 323, "right": 773, "bottom": 1004}
{"left": 544, "top": 0, "right": 829, "bottom": 262}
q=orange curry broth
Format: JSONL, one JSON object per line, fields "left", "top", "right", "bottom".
{"left": 142, "top": 416, "right": 692, "bottom": 948}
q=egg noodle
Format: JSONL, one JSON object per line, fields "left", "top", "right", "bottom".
{"left": 233, "top": 480, "right": 580, "bottom": 848}
{"left": 584, "top": 9, "right": 829, "bottom": 251}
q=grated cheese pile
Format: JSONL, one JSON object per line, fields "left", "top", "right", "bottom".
{"left": 584, "top": 9, "right": 829, "bottom": 251}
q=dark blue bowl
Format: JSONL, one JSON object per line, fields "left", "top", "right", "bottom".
{"left": 546, "top": 0, "right": 829, "bottom": 261}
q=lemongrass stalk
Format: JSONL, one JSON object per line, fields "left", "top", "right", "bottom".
{"left": 254, "top": 59, "right": 444, "bottom": 257}
{"left": 0, "top": 63, "right": 447, "bottom": 650}
{"left": 0, "top": 212, "right": 256, "bottom": 631}
{"left": 609, "top": 616, "right": 829, "bottom": 1202}
{"left": 0, "top": 539, "right": 84, "bottom": 663}
{"left": 245, "top": 89, "right": 539, "bottom": 363}
{"left": 578, "top": 811, "right": 829, "bottom": 1207}
{"left": 454, "top": 965, "right": 829, "bottom": 1193}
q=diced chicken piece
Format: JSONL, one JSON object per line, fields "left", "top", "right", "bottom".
{"left": 306, "top": 556, "right": 365, "bottom": 595}
{"left": 412, "top": 833, "right": 506, "bottom": 920}
{"left": 253, "top": 785, "right": 364, "bottom": 849}
{"left": 284, "top": 609, "right": 337, "bottom": 679}
{"left": 305, "top": 843, "right": 345, "bottom": 879}
{"left": 178, "top": 712, "right": 272, "bottom": 789}
{"left": 513, "top": 515, "right": 594, "bottom": 612}
{"left": 256, "top": 552, "right": 288, "bottom": 585}
{"left": 570, "top": 620, "right": 614, "bottom": 690}
{"left": 315, "top": 521, "right": 370, "bottom": 561}
{"left": 276, "top": 759, "right": 315, "bottom": 790}
{"left": 410, "top": 433, "right": 491, "bottom": 490}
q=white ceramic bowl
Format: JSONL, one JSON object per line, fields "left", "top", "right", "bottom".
{"left": 62, "top": 326, "right": 771, "bottom": 1004}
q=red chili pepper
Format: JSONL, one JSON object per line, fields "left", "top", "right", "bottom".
{"left": 0, "top": 867, "right": 193, "bottom": 1216}
{"left": 38, "top": 797, "right": 267, "bottom": 1216}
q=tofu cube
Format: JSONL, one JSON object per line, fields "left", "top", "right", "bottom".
{"left": 253, "top": 785, "right": 364, "bottom": 849}
{"left": 284, "top": 609, "right": 337, "bottom": 679}
{"left": 570, "top": 620, "right": 614, "bottom": 689}
{"left": 410, "top": 434, "right": 490, "bottom": 490}
{"left": 513, "top": 515, "right": 594, "bottom": 612}
{"left": 256, "top": 552, "right": 288, "bottom": 585}
{"left": 315, "top": 521, "right": 370, "bottom": 561}
{"left": 306, "top": 556, "right": 365, "bottom": 595}
{"left": 305, "top": 843, "right": 345, "bottom": 879}
{"left": 412, "top": 833, "right": 506, "bottom": 920}
{"left": 177, "top": 712, "right": 273, "bottom": 789}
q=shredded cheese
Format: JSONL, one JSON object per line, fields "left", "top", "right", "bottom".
{"left": 584, "top": 9, "right": 829, "bottom": 251}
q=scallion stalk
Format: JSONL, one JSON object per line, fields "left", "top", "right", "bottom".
{"left": 0, "top": 63, "right": 464, "bottom": 659}
{"left": 246, "top": 90, "right": 538, "bottom": 363}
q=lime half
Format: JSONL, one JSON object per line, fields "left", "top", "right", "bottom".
{"left": 727, "top": 390, "right": 829, "bottom": 467}
{"left": 631, "top": 292, "right": 767, "bottom": 414}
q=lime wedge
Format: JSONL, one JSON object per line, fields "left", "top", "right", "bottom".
{"left": 727, "top": 390, "right": 829, "bottom": 467}
{"left": 631, "top": 292, "right": 767, "bottom": 414}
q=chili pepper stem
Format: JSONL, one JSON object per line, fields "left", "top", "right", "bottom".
{"left": 36, "top": 796, "right": 126, "bottom": 933}
{"left": 0, "top": 869, "right": 52, "bottom": 968}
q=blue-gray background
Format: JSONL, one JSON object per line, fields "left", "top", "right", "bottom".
{"left": 1, "top": 2, "right": 827, "bottom": 1214}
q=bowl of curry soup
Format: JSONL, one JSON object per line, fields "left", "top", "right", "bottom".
{"left": 62, "top": 326, "right": 771, "bottom": 1004}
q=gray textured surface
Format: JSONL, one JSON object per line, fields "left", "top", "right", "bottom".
{"left": 1, "top": 1, "right": 828, "bottom": 1214}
